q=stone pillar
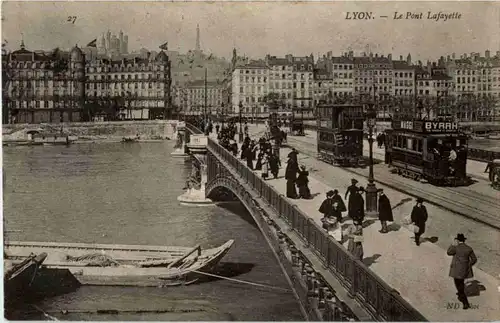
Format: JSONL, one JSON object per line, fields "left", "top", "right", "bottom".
{"left": 177, "top": 134, "right": 212, "bottom": 205}
{"left": 199, "top": 164, "right": 207, "bottom": 195}
{"left": 172, "top": 121, "right": 189, "bottom": 157}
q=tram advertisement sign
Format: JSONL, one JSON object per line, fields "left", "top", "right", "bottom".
{"left": 392, "top": 120, "right": 458, "bottom": 133}
{"left": 424, "top": 121, "right": 458, "bottom": 132}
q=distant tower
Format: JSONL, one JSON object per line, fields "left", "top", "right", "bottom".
{"left": 195, "top": 24, "right": 201, "bottom": 52}
{"left": 407, "top": 53, "right": 412, "bottom": 65}
{"left": 119, "top": 30, "right": 124, "bottom": 54}
{"left": 123, "top": 35, "right": 128, "bottom": 54}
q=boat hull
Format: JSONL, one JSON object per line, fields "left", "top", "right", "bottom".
{"left": 5, "top": 240, "right": 234, "bottom": 286}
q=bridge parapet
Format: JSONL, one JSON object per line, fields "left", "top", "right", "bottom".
{"left": 184, "top": 123, "right": 427, "bottom": 322}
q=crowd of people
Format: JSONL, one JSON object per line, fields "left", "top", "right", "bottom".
{"left": 206, "top": 118, "right": 478, "bottom": 310}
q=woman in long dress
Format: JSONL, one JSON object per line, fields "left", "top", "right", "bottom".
{"left": 345, "top": 179, "right": 359, "bottom": 219}
{"left": 261, "top": 154, "right": 269, "bottom": 180}
{"left": 346, "top": 221, "right": 364, "bottom": 261}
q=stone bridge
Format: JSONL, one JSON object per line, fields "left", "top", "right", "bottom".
{"left": 179, "top": 122, "right": 427, "bottom": 322}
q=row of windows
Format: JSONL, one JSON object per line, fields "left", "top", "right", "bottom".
{"left": 333, "top": 64, "right": 353, "bottom": 70}
{"left": 395, "top": 80, "right": 414, "bottom": 87}
{"left": 88, "top": 73, "right": 165, "bottom": 81}
{"left": 333, "top": 73, "right": 353, "bottom": 79}
{"left": 394, "top": 72, "right": 414, "bottom": 78}
{"left": 393, "top": 135, "right": 423, "bottom": 152}
{"left": 87, "top": 65, "right": 166, "bottom": 73}
{"left": 356, "top": 70, "right": 393, "bottom": 76}
{"left": 355, "top": 78, "right": 392, "bottom": 84}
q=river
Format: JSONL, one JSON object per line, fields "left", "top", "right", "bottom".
{"left": 2, "top": 141, "right": 303, "bottom": 321}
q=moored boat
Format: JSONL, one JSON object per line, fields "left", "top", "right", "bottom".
{"left": 4, "top": 252, "right": 48, "bottom": 308}
{"left": 4, "top": 240, "right": 234, "bottom": 287}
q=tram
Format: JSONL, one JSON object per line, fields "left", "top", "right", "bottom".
{"left": 316, "top": 104, "right": 364, "bottom": 167}
{"left": 385, "top": 118, "right": 471, "bottom": 186}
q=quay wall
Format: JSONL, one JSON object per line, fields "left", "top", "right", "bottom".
{"left": 2, "top": 120, "right": 179, "bottom": 141}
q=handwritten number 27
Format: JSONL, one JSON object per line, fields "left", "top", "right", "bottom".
{"left": 67, "top": 16, "right": 77, "bottom": 24}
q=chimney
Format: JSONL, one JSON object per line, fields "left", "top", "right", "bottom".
{"left": 485, "top": 50, "right": 490, "bottom": 58}
{"left": 452, "top": 53, "right": 456, "bottom": 59}
{"left": 388, "top": 54, "right": 392, "bottom": 60}
{"left": 348, "top": 51, "right": 354, "bottom": 59}
{"left": 369, "top": 52, "right": 373, "bottom": 58}
{"left": 400, "top": 55, "right": 403, "bottom": 61}
{"left": 375, "top": 53, "right": 378, "bottom": 58}
{"left": 447, "top": 55, "right": 450, "bottom": 62}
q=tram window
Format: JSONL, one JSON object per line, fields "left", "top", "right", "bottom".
{"left": 407, "top": 138, "right": 413, "bottom": 150}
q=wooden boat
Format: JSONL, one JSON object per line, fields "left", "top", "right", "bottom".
{"left": 4, "top": 240, "right": 234, "bottom": 287}
{"left": 4, "top": 252, "right": 48, "bottom": 307}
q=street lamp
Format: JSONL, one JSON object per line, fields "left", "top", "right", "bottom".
{"left": 365, "top": 100, "right": 379, "bottom": 217}
{"left": 238, "top": 101, "right": 244, "bottom": 142}
{"left": 221, "top": 103, "right": 225, "bottom": 129}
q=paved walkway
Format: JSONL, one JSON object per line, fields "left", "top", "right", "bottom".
{"left": 221, "top": 125, "right": 500, "bottom": 322}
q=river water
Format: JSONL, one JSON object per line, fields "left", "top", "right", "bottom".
{"left": 3, "top": 141, "right": 303, "bottom": 321}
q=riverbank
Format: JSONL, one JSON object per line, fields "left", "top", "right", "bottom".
{"left": 3, "top": 120, "right": 179, "bottom": 143}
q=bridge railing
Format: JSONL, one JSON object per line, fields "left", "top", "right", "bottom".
{"left": 185, "top": 123, "right": 426, "bottom": 322}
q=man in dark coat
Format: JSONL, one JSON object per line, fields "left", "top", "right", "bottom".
{"left": 410, "top": 198, "right": 428, "bottom": 246}
{"left": 447, "top": 233, "right": 477, "bottom": 310}
{"left": 268, "top": 152, "right": 280, "bottom": 179}
{"left": 377, "top": 189, "right": 393, "bottom": 233}
{"left": 351, "top": 186, "right": 365, "bottom": 224}
{"left": 296, "top": 165, "right": 311, "bottom": 199}
{"left": 244, "top": 145, "right": 254, "bottom": 170}
{"left": 285, "top": 154, "right": 299, "bottom": 199}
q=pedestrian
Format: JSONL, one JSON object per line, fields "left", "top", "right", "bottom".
{"left": 261, "top": 153, "right": 269, "bottom": 180}
{"left": 319, "top": 190, "right": 336, "bottom": 223}
{"left": 377, "top": 189, "right": 393, "bottom": 233}
{"left": 447, "top": 233, "right": 477, "bottom": 310}
{"left": 331, "top": 189, "right": 347, "bottom": 220}
{"left": 350, "top": 186, "right": 365, "bottom": 224}
{"left": 268, "top": 152, "right": 280, "bottom": 179}
{"left": 285, "top": 152, "right": 299, "bottom": 199}
{"left": 296, "top": 165, "right": 311, "bottom": 199}
{"left": 244, "top": 145, "right": 254, "bottom": 170}
{"left": 346, "top": 220, "right": 364, "bottom": 261}
{"left": 255, "top": 151, "right": 263, "bottom": 170}
{"left": 215, "top": 124, "right": 220, "bottom": 134}
{"left": 230, "top": 140, "right": 238, "bottom": 157}
{"left": 410, "top": 197, "right": 428, "bottom": 246}
{"left": 345, "top": 178, "right": 359, "bottom": 220}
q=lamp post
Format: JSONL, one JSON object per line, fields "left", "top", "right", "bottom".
{"left": 365, "top": 100, "right": 379, "bottom": 217}
{"left": 238, "top": 101, "right": 244, "bottom": 142}
{"left": 221, "top": 103, "right": 225, "bottom": 129}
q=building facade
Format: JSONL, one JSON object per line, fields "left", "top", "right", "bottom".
{"left": 85, "top": 51, "right": 172, "bottom": 120}
{"left": 3, "top": 42, "right": 172, "bottom": 123}
{"left": 184, "top": 80, "right": 223, "bottom": 116}
{"left": 3, "top": 42, "right": 85, "bottom": 124}
{"left": 231, "top": 60, "right": 269, "bottom": 116}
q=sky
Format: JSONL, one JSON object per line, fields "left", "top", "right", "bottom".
{"left": 1, "top": 1, "right": 499, "bottom": 62}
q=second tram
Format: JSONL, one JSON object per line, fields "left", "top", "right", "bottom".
{"left": 385, "top": 118, "right": 471, "bottom": 186}
{"left": 317, "top": 104, "right": 364, "bottom": 167}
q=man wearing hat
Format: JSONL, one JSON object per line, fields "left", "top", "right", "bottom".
{"left": 447, "top": 234, "right": 477, "bottom": 310}
{"left": 410, "top": 198, "right": 428, "bottom": 246}
{"left": 377, "top": 189, "right": 393, "bottom": 233}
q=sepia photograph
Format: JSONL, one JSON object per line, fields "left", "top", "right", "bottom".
{"left": 2, "top": 0, "right": 500, "bottom": 321}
